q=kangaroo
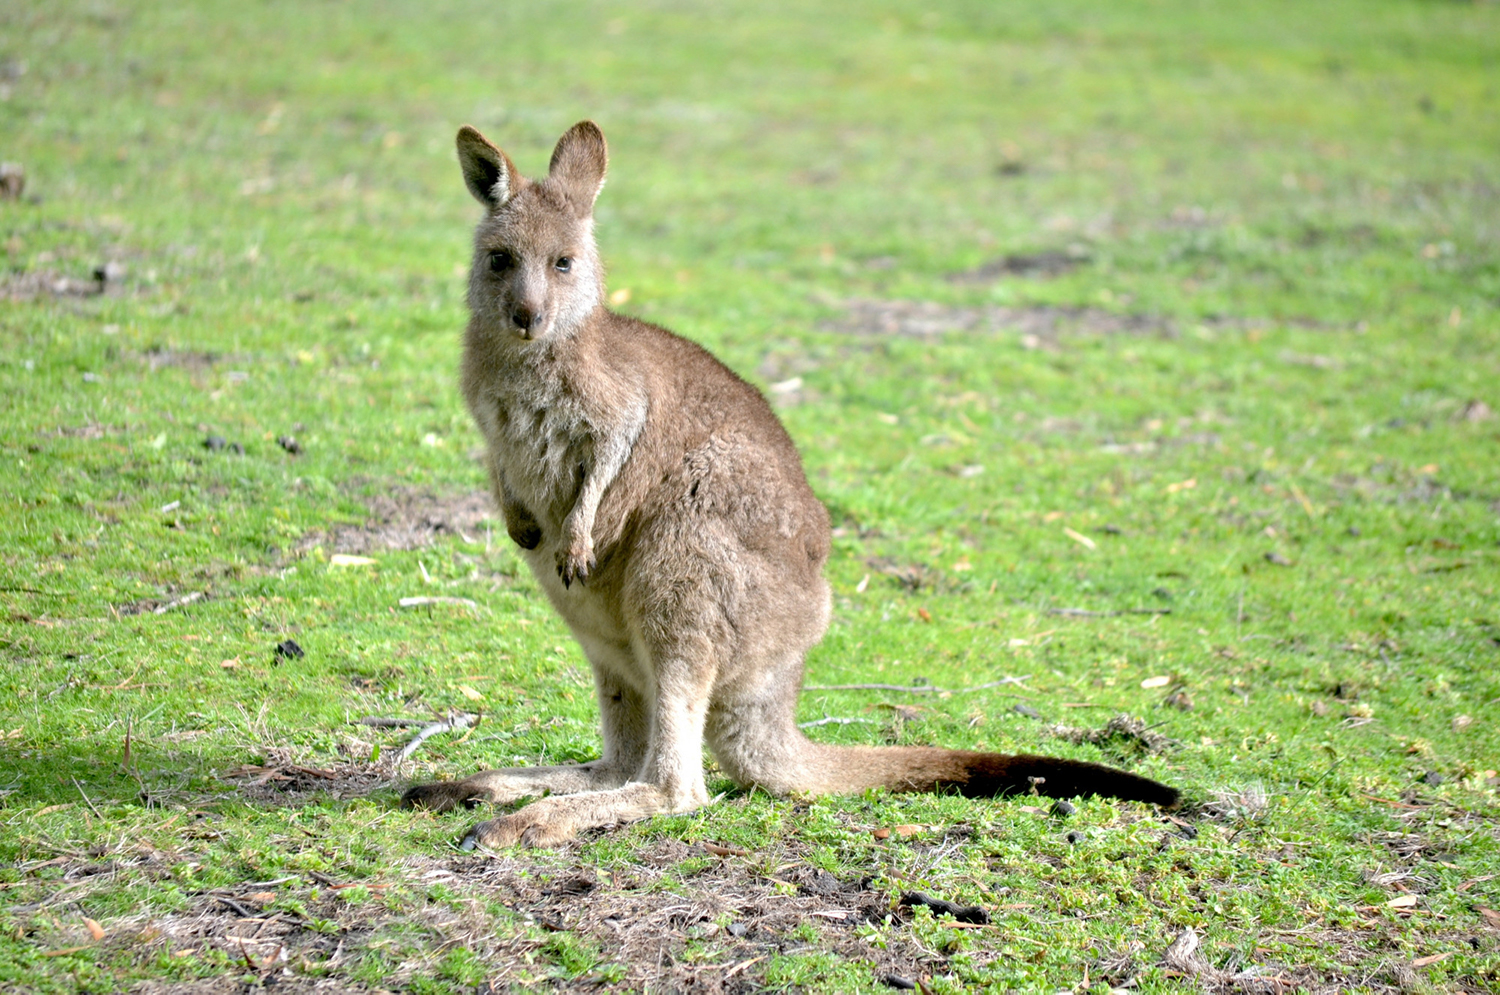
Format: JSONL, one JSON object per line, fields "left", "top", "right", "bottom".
{"left": 400, "top": 121, "right": 1180, "bottom": 847}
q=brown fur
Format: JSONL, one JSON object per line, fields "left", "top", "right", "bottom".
{"left": 401, "top": 122, "right": 1180, "bottom": 847}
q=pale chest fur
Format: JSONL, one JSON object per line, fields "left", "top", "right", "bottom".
{"left": 473, "top": 374, "right": 597, "bottom": 530}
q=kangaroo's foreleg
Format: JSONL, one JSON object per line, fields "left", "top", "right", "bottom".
{"left": 557, "top": 398, "right": 646, "bottom": 586}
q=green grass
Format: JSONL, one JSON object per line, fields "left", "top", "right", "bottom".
{"left": 3, "top": 0, "right": 1499, "bottom": 991}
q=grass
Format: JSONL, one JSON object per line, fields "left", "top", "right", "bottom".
{"left": 2, "top": 0, "right": 1499, "bottom": 991}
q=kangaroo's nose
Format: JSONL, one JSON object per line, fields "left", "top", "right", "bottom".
{"left": 511, "top": 307, "right": 535, "bottom": 331}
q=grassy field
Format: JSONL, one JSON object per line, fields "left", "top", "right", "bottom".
{"left": 3, "top": 0, "right": 1499, "bottom": 991}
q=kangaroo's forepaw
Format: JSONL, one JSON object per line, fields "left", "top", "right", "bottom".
{"left": 460, "top": 809, "right": 577, "bottom": 849}
{"left": 555, "top": 539, "right": 596, "bottom": 588}
{"left": 401, "top": 781, "right": 490, "bottom": 813}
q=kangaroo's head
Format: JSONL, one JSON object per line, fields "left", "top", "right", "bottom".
{"left": 457, "top": 121, "right": 608, "bottom": 343}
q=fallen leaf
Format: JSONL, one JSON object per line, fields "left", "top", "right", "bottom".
{"left": 1411, "top": 952, "right": 1453, "bottom": 968}
{"left": 608, "top": 287, "right": 631, "bottom": 306}
{"left": 42, "top": 946, "right": 91, "bottom": 958}
{"left": 871, "top": 827, "right": 891, "bottom": 840}
{"left": 1062, "top": 527, "right": 1096, "bottom": 550}
{"left": 1141, "top": 676, "right": 1171, "bottom": 689}
{"left": 329, "top": 554, "right": 377, "bottom": 568}
{"left": 916, "top": 607, "right": 932, "bottom": 623}
{"left": 84, "top": 918, "right": 105, "bottom": 941}
{"left": 1164, "top": 478, "right": 1197, "bottom": 494}
{"left": 701, "top": 843, "right": 749, "bottom": 858}
{"left": 854, "top": 574, "right": 870, "bottom": 593}
{"left": 1479, "top": 907, "right": 1500, "bottom": 929}
{"left": 456, "top": 684, "right": 485, "bottom": 702}
{"left": 1386, "top": 895, "right": 1419, "bottom": 909}
{"left": 768, "top": 376, "right": 803, "bottom": 395}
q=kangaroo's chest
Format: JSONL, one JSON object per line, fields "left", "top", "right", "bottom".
{"left": 481, "top": 382, "right": 596, "bottom": 524}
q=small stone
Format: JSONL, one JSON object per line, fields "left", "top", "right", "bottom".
{"left": 1459, "top": 400, "right": 1492, "bottom": 423}
{"left": 1050, "top": 799, "right": 1076, "bottom": 818}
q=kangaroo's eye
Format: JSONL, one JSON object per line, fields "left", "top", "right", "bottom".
{"left": 554, "top": 257, "right": 572, "bottom": 273}
{"left": 487, "top": 251, "right": 513, "bottom": 272}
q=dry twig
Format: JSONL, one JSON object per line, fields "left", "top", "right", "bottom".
{"left": 397, "top": 713, "right": 480, "bottom": 761}
{"left": 398, "top": 596, "right": 480, "bottom": 611}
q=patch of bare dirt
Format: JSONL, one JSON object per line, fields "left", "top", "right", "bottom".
{"left": 2, "top": 265, "right": 128, "bottom": 300}
{"left": 219, "top": 747, "right": 394, "bottom": 805}
{"left": 1047, "top": 714, "right": 1177, "bottom": 758}
{"left": 305, "top": 488, "right": 495, "bottom": 555}
{"left": 864, "top": 555, "right": 947, "bottom": 593}
{"left": 417, "top": 837, "right": 977, "bottom": 992}
{"left": 133, "top": 978, "right": 380, "bottom": 994}
{"left": 39, "top": 421, "right": 124, "bottom": 440}
{"left": 947, "top": 249, "right": 1091, "bottom": 282}
{"left": 824, "top": 298, "right": 1178, "bottom": 342}
{"left": 1161, "top": 924, "right": 1497, "bottom": 995}
{"left": 142, "top": 346, "right": 225, "bottom": 372}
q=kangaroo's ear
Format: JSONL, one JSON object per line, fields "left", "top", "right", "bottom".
{"left": 456, "top": 126, "right": 521, "bottom": 210}
{"left": 548, "top": 120, "right": 608, "bottom": 216}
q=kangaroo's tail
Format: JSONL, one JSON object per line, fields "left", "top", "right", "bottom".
{"left": 780, "top": 742, "right": 1179, "bottom": 808}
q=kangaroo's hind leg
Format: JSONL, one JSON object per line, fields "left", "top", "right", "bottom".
{"left": 401, "top": 639, "right": 648, "bottom": 812}
{"left": 458, "top": 558, "right": 724, "bottom": 847}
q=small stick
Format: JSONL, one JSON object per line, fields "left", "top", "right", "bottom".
{"left": 397, "top": 713, "right": 479, "bottom": 761}
{"left": 214, "top": 894, "right": 256, "bottom": 918}
{"left": 398, "top": 596, "right": 480, "bottom": 610}
{"left": 71, "top": 778, "right": 103, "bottom": 818}
{"left": 1047, "top": 607, "right": 1170, "bottom": 618}
{"left": 798, "top": 716, "right": 876, "bottom": 728}
{"left": 803, "top": 677, "right": 1030, "bottom": 695}
{"left": 723, "top": 955, "right": 766, "bottom": 978}
{"left": 153, "top": 591, "right": 204, "bottom": 614}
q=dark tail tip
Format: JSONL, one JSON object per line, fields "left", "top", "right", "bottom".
{"left": 955, "top": 752, "right": 1180, "bottom": 808}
